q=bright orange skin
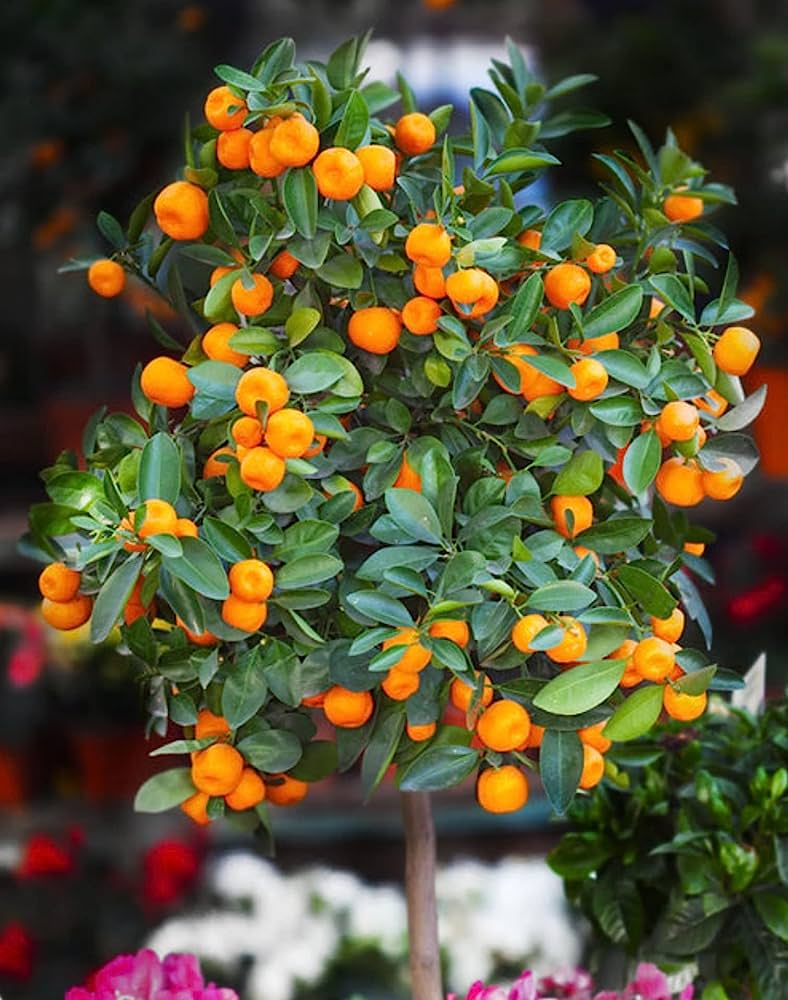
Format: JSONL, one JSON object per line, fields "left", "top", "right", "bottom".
{"left": 694, "top": 389, "right": 728, "bottom": 418}
{"left": 231, "top": 273, "right": 273, "bottom": 317}
{"left": 210, "top": 265, "right": 241, "bottom": 287}
{"left": 266, "top": 773, "right": 308, "bottom": 806}
{"left": 493, "top": 344, "right": 538, "bottom": 395}
{"left": 663, "top": 685, "right": 707, "bottom": 721}
{"left": 405, "top": 224, "right": 452, "bottom": 267}
{"left": 225, "top": 768, "right": 267, "bottom": 810}
{"left": 235, "top": 367, "right": 289, "bottom": 416}
{"left": 446, "top": 268, "right": 499, "bottom": 319}
{"left": 511, "top": 613, "right": 549, "bottom": 653}
{"left": 450, "top": 673, "right": 493, "bottom": 712}
{"left": 203, "top": 447, "right": 236, "bottom": 478}
{"left": 567, "top": 332, "right": 620, "bottom": 355}
{"left": 701, "top": 458, "right": 743, "bottom": 500}
{"left": 154, "top": 181, "right": 210, "bottom": 240}
{"left": 651, "top": 608, "right": 685, "bottom": 643}
{"left": 578, "top": 721, "right": 612, "bottom": 753}
{"left": 204, "top": 85, "right": 247, "bottom": 130}
{"left": 136, "top": 499, "right": 177, "bottom": 539}
{"left": 248, "top": 129, "right": 285, "bottom": 178}
{"left": 88, "top": 259, "right": 126, "bottom": 298}
{"left": 656, "top": 458, "right": 704, "bottom": 507}
{"left": 264, "top": 409, "right": 315, "bottom": 459}
{"left": 301, "top": 691, "right": 328, "bottom": 708}
{"left": 658, "top": 401, "right": 699, "bottom": 442}
{"left": 517, "top": 228, "right": 542, "bottom": 250}
{"left": 402, "top": 296, "right": 442, "bottom": 335}
{"left": 413, "top": 264, "right": 447, "bottom": 299}
{"left": 476, "top": 700, "right": 531, "bottom": 752}
{"left": 304, "top": 433, "right": 327, "bottom": 458}
{"left": 41, "top": 595, "right": 92, "bottom": 630}
{"left": 221, "top": 595, "right": 268, "bottom": 632}
{"left": 579, "top": 744, "right": 605, "bottom": 789}
{"left": 39, "top": 562, "right": 81, "bottom": 602}
{"left": 633, "top": 636, "right": 676, "bottom": 682}
{"left": 394, "top": 453, "right": 422, "bottom": 490}
{"left": 428, "top": 619, "right": 470, "bottom": 647}
{"left": 124, "top": 577, "right": 155, "bottom": 625}
{"left": 348, "top": 307, "right": 402, "bottom": 354}
{"left": 713, "top": 326, "right": 760, "bottom": 376}
{"left": 524, "top": 723, "right": 545, "bottom": 748}
{"left": 313, "top": 147, "right": 365, "bottom": 200}
{"left": 663, "top": 192, "right": 703, "bottom": 223}
{"left": 141, "top": 357, "right": 195, "bottom": 408}
{"left": 191, "top": 744, "right": 244, "bottom": 796}
{"left": 573, "top": 545, "right": 600, "bottom": 568}
{"left": 406, "top": 721, "right": 436, "bottom": 742}
{"left": 544, "top": 263, "right": 591, "bottom": 309}
{"left": 229, "top": 559, "right": 274, "bottom": 602}
{"left": 324, "top": 480, "right": 363, "bottom": 511}
{"left": 684, "top": 541, "right": 706, "bottom": 557}
{"left": 217, "top": 127, "right": 253, "bottom": 170}
{"left": 232, "top": 416, "right": 263, "bottom": 449}
{"left": 546, "top": 617, "right": 587, "bottom": 663}
{"left": 551, "top": 495, "right": 593, "bottom": 539}
{"left": 568, "top": 358, "right": 608, "bottom": 401}
{"left": 477, "top": 765, "right": 529, "bottom": 814}
{"left": 195, "top": 709, "right": 232, "bottom": 741}
{"left": 394, "top": 112, "right": 436, "bottom": 155}
{"left": 202, "top": 322, "right": 247, "bottom": 367}
{"left": 382, "top": 627, "right": 432, "bottom": 673}
{"left": 356, "top": 145, "right": 397, "bottom": 191}
{"left": 177, "top": 618, "right": 218, "bottom": 647}
{"left": 269, "top": 114, "right": 320, "bottom": 167}
{"left": 323, "top": 686, "right": 374, "bottom": 728}
{"left": 586, "top": 243, "right": 616, "bottom": 274}
{"left": 382, "top": 667, "right": 420, "bottom": 700}
{"left": 174, "top": 518, "right": 198, "bottom": 538}
{"left": 269, "top": 250, "right": 299, "bottom": 280}
{"left": 180, "top": 791, "right": 211, "bottom": 826}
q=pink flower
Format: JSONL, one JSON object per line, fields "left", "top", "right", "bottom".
{"left": 162, "top": 953, "right": 204, "bottom": 990}
{"left": 623, "top": 963, "right": 671, "bottom": 1000}
{"left": 66, "top": 949, "right": 238, "bottom": 1000}
{"left": 540, "top": 969, "right": 594, "bottom": 999}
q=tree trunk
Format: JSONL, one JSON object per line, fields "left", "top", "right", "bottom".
{"left": 401, "top": 790, "right": 443, "bottom": 1000}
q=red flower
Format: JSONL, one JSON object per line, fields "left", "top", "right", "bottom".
{"left": 0, "top": 921, "right": 34, "bottom": 980}
{"left": 142, "top": 838, "right": 201, "bottom": 907}
{"left": 17, "top": 833, "right": 74, "bottom": 878}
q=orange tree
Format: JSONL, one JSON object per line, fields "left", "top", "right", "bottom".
{"left": 28, "top": 34, "right": 763, "bottom": 999}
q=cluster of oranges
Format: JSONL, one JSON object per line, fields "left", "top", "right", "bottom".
{"left": 38, "top": 562, "right": 93, "bottom": 631}
{"left": 222, "top": 558, "right": 274, "bottom": 632}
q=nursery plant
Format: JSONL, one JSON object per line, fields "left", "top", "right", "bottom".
{"left": 26, "top": 32, "right": 765, "bottom": 999}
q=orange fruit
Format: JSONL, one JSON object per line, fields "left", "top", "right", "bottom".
{"left": 231, "top": 273, "right": 273, "bottom": 316}
{"left": 235, "top": 367, "right": 289, "bottom": 416}
{"left": 445, "top": 268, "right": 499, "bottom": 319}
{"left": 701, "top": 457, "right": 743, "bottom": 500}
{"left": 304, "top": 433, "right": 327, "bottom": 458}
{"left": 493, "top": 344, "right": 538, "bottom": 395}
{"left": 191, "top": 743, "right": 244, "bottom": 796}
{"left": 450, "top": 672, "right": 493, "bottom": 712}
{"left": 413, "top": 264, "right": 447, "bottom": 299}
{"left": 140, "top": 357, "right": 195, "bottom": 408}
{"left": 301, "top": 690, "right": 328, "bottom": 708}
{"left": 694, "top": 389, "right": 728, "bottom": 418}
{"left": 216, "top": 127, "right": 253, "bottom": 170}
{"left": 323, "top": 685, "right": 374, "bottom": 728}
{"left": 312, "top": 147, "right": 365, "bottom": 200}
{"left": 240, "top": 447, "right": 286, "bottom": 491}
{"left": 578, "top": 744, "right": 605, "bottom": 789}
{"left": 663, "top": 685, "right": 707, "bottom": 721}
{"left": 578, "top": 721, "right": 612, "bottom": 753}
{"left": 264, "top": 409, "right": 315, "bottom": 459}
{"left": 476, "top": 700, "right": 531, "bottom": 752}
{"left": 324, "top": 479, "right": 363, "bottom": 511}
{"left": 663, "top": 192, "right": 703, "bottom": 223}
{"left": 269, "top": 114, "right": 320, "bottom": 167}
{"left": 204, "top": 85, "right": 247, "bottom": 130}
{"left": 225, "top": 767, "right": 266, "bottom": 810}
{"left": 394, "top": 112, "right": 436, "bottom": 156}
{"left": 203, "top": 446, "right": 236, "bottom": 478}
{"left": 228, "top": 559, "right": 274, "bottom": 602}
{"left": 402, "top": 295, "right": 442, "bottom": 335}
{"left": 137, "top": 499, "right": 177, "bottom": 539}
{"left": 544, "top": 263, "right": 591, "bottom": 309}
{"left": 88, "top": 259, "right": 125, "bottom": 298}
{"left": 517, "top": 229, "right": 542, "bottom": 250}
{"left": 651, "top": 608, "right": 685, "bottom": 643}
{"left": 684, "top": 541, "right": 706, "bottom": 557}
{"left": 119, "top": 515, "right": 146, "bottom": 552}
{"left": 476, "top": 765, "right": 528, "bottom": 814}
{"left": 382, "top": 667, "right": 420, "bottom": 701}
{"left": 356, "top": 144, "right": 397, "bottom": 191}
{"left": 545, "top": 617, "right": 587, "bottom": 664}
{"left": 524, "top": 723, "right": 545, "bottom": 748}
{"left": 41, "top": 595, "right": 92, "bottom": 630}
{"left": 523, "top": 365, "right": 563, "bottom": 401}
{"left": 248, "top": 129, "right": 285, "bottom": 178}
{"left": 658, "top": 401, "right": 700, "bottom": 442}
{"left": 180, "top": 791, "right": 211, "bottom": 826}
{"left": 551, "top": 495, "right": 593, "bottom": 539}
{"left": 269, "top": 249, "right": 299, "bottom": 280}
{"left": 266, "top": 773, "right": 308, "bottom": 807}
{"left": 38, "top": 562, "right": 81, "bottom": 602}
{"left": 713, "top": 326, "right": 760, "bottom": 376}
{"left": 655, "top": 457, "right": 704, "bottom": 507}
{"left": 586, "top": 243, "right": 616, "bottom": 274}
{"left": 221, "top": 595, "right": 268, "bottom": 632}
{"left": 174, "top": 518, "right": 198, "bottom": 538}
{"left": 511, "top": 613, "right": 549, "bottom": 653}
{"left": 382, "top": 627, "right": 431, "bottom": 673}
{"left": 195, "top": 709, "right": 232, "bottom": 741}
{"left": 177, "top": 618, "right": 218, "bottom": 646}
{"left": 202, "top": 322, "right": 246, "bottom": 367}
{"left": 153, "top": 181, "right": 210, "bottom": 241}
{"left": 210, "top": 265, "right": 238, "bottom": 287}
{"left": 231, "top": 416, "right": 263, "bottom": 449}
{"left": 567, "top": 332, "right": 619, "bottom": 355}
{"left": 124, "top": 577, "right": 154, "bottom": 625}
{"left": 405, "top": 224, "right": 452, "bottom": 267}
{"left": 428, "top": 619, "right": 469, "bottom": 647}
{"left": 406, "top": 721, "right": 436, "bottom": 742}
{"left": 348, "top": 306, "right": 402, "bottom": 354}
{"left": 393, "top": 453, "right": 422, "bottom": 490}
{"left": 568, "top": 358, "right": 608, "bottom": 401}
{"left": 633, "top": 636, "right": 675, "bottom": 682}
{"left": 573, "top": 545, "right": 600, "bottom": 568}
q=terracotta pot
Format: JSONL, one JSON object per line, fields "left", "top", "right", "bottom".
{"left": 746, "top": 366, "right": 788, "bottom": 478}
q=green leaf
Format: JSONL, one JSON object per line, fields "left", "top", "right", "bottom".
{"left": 214, "top": 63, "right": 267, "bottom": 91}
{"left": 289, "top": 740, "right": 338, "bottom": 781}
{"left": 576, "top": 517, "right": 651, "bottom": 554}
{"left": 273, "top": 519, "right": 340, "bottom": 563}
{"left": 553, "top": 451, "right": 603, "bottom": 496}
{"left": 385, "top": 489, "right": 443, "bottom": 545}
{"left": 222, "top": 647, "right": 268, "bottom": 727}
{"left": 523, "top": 354, "right": 575, "bottom": 388}
{"left": 716, "top": 384, "right": 767, "bottom": 432}
{"left": 188, "top": 361, "right": 242, "bottom": 419}
{"left": 283, "top": 167, "right": 318, "bottom": 239}
{"left": 237, "top": 729, "right": 302, "bottom": 772}
{"left": 540, "top": 729, "right": 584, "bottom": 815}
{"left": 533, "top": 659, "right": 626, "bottom": 715}
{"left": 334, "top": 90, "right": 369, "bottom": 149}
{"left": 540, "top": 199, "right": 594, "bottom": 253}
{"left": 699, "top": 433, "right": 760, "bottom": 476}
{"left": 582, "top": 285, "right": 643, "bottom": 340}
{"left": 673, "top": 665, "right": 716, "bottom": 695}
{"left": 46, "top": 472, "right": 103, "bottom": 510}
{"left": 603, "top": 684, "right": 663, "bottom": 741}
{"left": 276, "top": 554, "right": 343, "bottom": 589}
{"left": 284, "top": 350, "right": 346, "bottom": 393}
{"left": 134, "top": 768, "right": 194, "bottom": 812}
{"left": 163, "top": 536, "right": 230, "bottom": 600}
{"left": 617, "top": 565, "right": 677, "bottom": 618}
{"left": 649, "top": 273, "right": 695, "bottom": 322}
{"left": 589, "top": 396, "right": 643, "bottom": 426}
{"left": 90, "top": 554, "right": 143, "bottom": 643}
{"left": 595, "top": 350, "right": 651, "bottom": 390}
{"left": 485, "top": 147, "right": 560, "bottom": 176}
{"left": 316, "top": 255, "right": 363, "bottom": 288}
{"left": 545, "top": 73, "right": 598, "bottom": 99}
{"left": 138, "top": 433, "right": 181, "bottom": 504}
{"left": 346, "top": 590, "right": 414, "bottom": 628}
{"left": 361, "top": 708, "right": 405, "bottom": 801}
{"left": 201, "top": 517, "right": 253, "bottom": 562}
{"left": 547, "top": 831, "right": 613, "bottom": 880}
{"left": 623, "top": 431, "right": 661, "bottom": 494}
{"left": 229, "top": 326, "right": 279, "bottom": 355}
{"left": 525, "top": 581, "right": 596, "bottom": 613}
{"left": 285, "top": 307, "right": 321, "bottom": 346}
{"left": 399, "top": 745, "right": 479, "bottom": 791}
{"left": 754, "top": 892, "right": 788, "bottom": 942}
{"left": 506, "top": 272, "right": 544, "bottom": 342}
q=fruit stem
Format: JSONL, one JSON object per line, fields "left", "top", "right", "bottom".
{"left": 401, "top": 790, "right": 443, "bottom": 1000}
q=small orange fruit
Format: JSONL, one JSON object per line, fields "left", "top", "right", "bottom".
{"left": 382, "top": 627, "right": 431, "bottom": 673}
{"left": 269, "top": 249, "right": 299, "bottom": 280}
{"left": 449, "top": 672, "right": 493, "bottom": 712}
{"left": 269, "top": 113, "right": 320, "bottom": 167}
{"left": 177, "top": 618, "right": 218, "bottom": 646}
{"left": 694, "top": 389, "right": 728, "bottom": 418}
{"left": 578, "top": 721, "right": 612, "bottom": 753}
{"left": 313, "top": 147, "right": 365, "bottom": 200}
{"left": 266, "top": 773, "right": 308, "bottom": 807}
{"left": 153, "top": 181, "right": 210, "bottom": 241}
{"left": 406, "top": 721, "right": 436, "bottom": 742}
{"left": 578, "top": 744, "right": 605, "bottom": 789}
{"left": 517, "top": 229, "right": 541, "bottom": 250}
{"left": 713, "top": 326, "right": 760, "bottom": 376}
{"left": 225, "top": 767, "right": 267, "bottom": 810}
{"left": 394, "top": 112, "right": 436, "bottom": 156}
{"left": 476, "top": 699, "right": 531, "bottom": 752}
{"left": 216, "top": 127, "right": 253, "bottom": 170}
{"left": 445, "top": 268, "right": 499, "bottom": 319}
{"left": 195, "top": 709, "right": 232, "bottom": 741}
{"left": 229, "top": 559, "right": 274, "bottom": 602}
{"left": 203, "top": 446, "right": 236, "bottom": 478}
{"left": 651, "top": 608, "right": 685, "bottom": 643}
{"left": 428, "top": 620, "right": 469, "bottom": 647}
{"left": 568, "top": 358, "right": 608, "bottom": 401}
{"left": 323, "top": 686, "right": 374, "bottom": 728}
{"left": 413, "top": 264, "right": 446, "bottom": 299}
{"left": 405, "top": 223, "right": 452, "bottom": 267}
{"left": 492, "top": 344, "right": 538, "bottom": 396}
{"left": 348, "top": 306, "right": 402, "bottom": 354}
{"left": 524, "top": 724, "right": 545, "bottom": 748}
{"left": 204, "top": 85, "right": 247, "bottom": 130}
{"left": 663, "top": 685, "right": 707, "bottom": 721}
{"left": 41, "top": 595, "right": 93, "bottom": 630}
{"left": 140, "top": 357, "right": 195, "bottom": 408}
{"left": 511, "top": 613, "right": 549, "bottom": 653}
{"left": 88, "top": 259, "right": 125, "bottom": 298}
{"left": 324, "top": 479, "right": 363, "bottom": 511}
{"left": 551, "top": 495, "right": 593, "bottom": 539}
{"left": 684, "top": 541, "right": 706, "bottom": 557}
{"left": 658, "top": 401, "right": 700, "bottom": 442}
{"left": 476, "top": 765, "right": 528, "bottom": 814}
{"left": 180, "top": 791, "right": 211, "bottom": 826}
{"left": 137, "top": 499, "right": 178, "bottom": 539}
{"left": 573, "top": 545, "right": 600, "bottom": 568}
{"left": 701, "top": 457, "right": 743, "bottom": 500}
{"left": 301, "top": 690, "right": 328, "bottom": 708}
{"left": 655, "top": 457, "right": 704, "bottom": 507}
{"left": 663, "top": 192, "right": 703, "bottom": 223}
{"left": 393, "top": 453, "right": 422, "bottom": 490}
{"left": 221, "top": 595, "right": 268, "bottom": 632}
{"left": 248, "top": 129, "right": 285, "bottom": 178}
{"left": 264, "top": 409, "right": 315, "bottom": 459}
{"left": 402, "top": 295, "right": 442, "bottom": 335}
{"left": 633, "top": 636, "right": 675, "bottom": 682}
{"left": 235, "top": 367, "right": 289, "bottom": 416}
{"left": 544, "top": 263, "right": 591, "bottom": 309}
{"left": 356, "top": 144, "right": 397, "bottom": 191}
{"left": 202, "top": 322, "right": 247, "bottom": 367}
{"left": 586, "top": 243, "right": 616, "bottom": 274}
{"left": 210, "top": 265, "right": 237, "bottom": 287}
{"left": 240, "top": 447, "right": 286, "bottom": 491}
{"left": 567, "top": 332, "right": 619, "bottom": 355}
{"left": 231, "top": 416, "right": 263, "bottom": 448}
{"left": 546, "top": 617, "right": 587, "bottom": 663}
{"left": 231, "top": 273, "right": 273, "bottom": 317}
{"left": 174, "top": 518, "right": 199, "bottom": 538}
{"left": 382, "top": 667, "right": 420, "bottom": 701}
{"left": 38, "top": 562, "right": 81, "bottom": 603}
{"left": 191, "top": 743, "right": 244, "bottom": 796}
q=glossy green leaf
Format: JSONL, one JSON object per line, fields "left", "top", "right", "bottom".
{"left": 553, "top": 451, "right": 603, "bottom": 496}
{"left": 222, "top": 647, "right": 268, "bottom": 727}
{"left": 399, "top": 745, "right": 479, "bottom": 791}
{"left": 134, "top": 768, "right": 194, "bottom": 813}
{"left": 283, "top": 167, "right": 318, "bottom": 238}
{"left": 139, "top": 433, "right": 181, "bottom": 504}
{"left": 622, "top": 431, "right": 661, "bottom": 494}
{"left": 163, "top": 536, "right": 230, "bottom": 600}
{"left": 90, "top": 554, "right": 143, "bottom": 643}
{"left": 583, "top": 285, "right": 643, "bottom": 339}
{"left": 540, "top": 729, "right": 584, "bottom": 815}
{"left": 602, "top": 684, "right": 663, "bottom": 741}
{"left": 533, "top": 659, "right": 627, "bottom": 715}
{"left": 385, "top": 489, "right": 443, "bottom": 545}
{"left": 525, "top": 580, "right": 596, "bottom": 613}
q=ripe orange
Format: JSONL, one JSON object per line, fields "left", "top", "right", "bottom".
{"left": 394, "top": 112, "right": 436, "bottom": 156}
{"left": 658, "top": 401, "right": 700, "bottom": 442}
{"left": 713, "top": 326, "right": 760, "bottom": 376}
{"left": 406, "top": 721, "right": 436, "bottom": 742}
{"left": 221, "top": 595, "right": 268, "bottom": 632}
{"left": 137, "top": 499, "right": 178, "bottom": 539}
{"left": 153, "top": 181, "right": 210, "bottom": 241}
{"left": 393, "top": 453, "right": 422, "bottom": 490}
{"left": 413, "top": 264, "right": 447, "bottom": 299}
{"left": 195, "top": 709, "right": 232, "bottom": 741}
{"left": 551, "top": 495, "right": 593, "bottom": 539}
{"left": 684, "top": 541, "right": 706, "bottom": 557}
{"left": 405, "top": 224, "right": 452, "bottom": 267}
{"left": 694, "top": 389, "right": 728, "bottom": 418}
{"left": 202, "top": 322, "right": 247, "bottom": 367}
{"left": 41, "top": 595, "right": 93, "bottom": 630}
{"left": 402, "top": 295, "right": 442, "bottom": 335}
{"left": 124, "top": 576, "right": 154, "bottom": 625}
{"left": 191, "top": 743, "right": 244, "bottom": 796}
{"left": 567, "top": 332, "right": 619, "bottom": 355}
{"left": 228, "top": 559, "right": 274, "bottom": 602}
{"left": 449, "top": 672, "right": 493, "bottom": 712}
{"left": 323, "top": 686, "right": 374, "bottom": 728}
{"left": 204, "top": 85, "right": 247, "bottom": 130}
{"left": 382, "top": 627, "right": 431, "bottom": 673}
{"left": 428, "top": 619, "right": 469, "bottom": 647}
{"left": 217, "top": 127, "right": 253, "bottom": 170}
{"left": 264, "top": 409, "right": 315, "bottom": 459}
{"left": 140, "top": 357, "right": 195, "bottom": 408}
{"left": 231, "top": 273, "right": 273, "bottom": 316}
{"left": 38, "top": 562, "right": 81, "bottom": 602}
{"left": 301, "top": 690, "right": 328, "bottom": 708}
{"left": 177, "top": 618, "right": 218, "bottom": 646}
{"left": 240, "top": 447, "right": 286, "bottom": 491}
{"left": 88, "top": 259, "right": 125, "bottom": 298}
{"left": 492, "top": 344, "right": 538, "bottom": 396}
{"left": 524, "top": 724, "right": 545, "bottom": 748}
{"left": 203, "top": 446, "right": 236, "bottom": 478}
{"left": 663, "top": 192, "right": 703, "bottom": 223}
{"left": 586, "top": 243, "right": 616, "bottom": 274}
{"left": 578, "top": 744, "right": 605, "bottom": 789}
{"left": 382, "top": 667, "right": 420, "bottom": 701}
{"left": 633, "top": 636, "right": 675, "bottom": 682}
{"left": 476, "top": 765, "right": 528, "bottom": 814}
{"left": 174, "top": 517, "right": 198, "bottom": 538}
{"left": 210, "top": 265, "right": 238, "bottom": 287}
{"left": 476, "top": 700, "right": 531, "bottom": 752}
{"left": 511, "top": 613, "right": 549, "bottom": 653}
{"left": 225, "top": 767, "right": 267, "bottom": 810}
{"left": 356, "top": 144, "right": 397, "bottom": 191}
{"left": 348, "top": 306, "right": 402, "bottom": 354}
{"left": 655, "top": 457, "right": 704, "bottom": 507}
{"left": 235, "top": 367, "right": 289, "bottom": 416}
{"left": 517, "top": 229, "right": 542, "bottom": 250}
{"left": 180, "top": 791, "right": 211, "bottom": 826}
{"left": 248, "top": 129, "right": 285, "bottom": 178}
{"left": 312, "top": 147, "right": 365, "bottom": 200}
{"left": 231, "top": 416, "right": 263, "bottom": 448}
{"left": 545, "top": 617, "right": 587, "bottom": 663}
{"left": 445, "top": 268, "right": 499, "bottom": 319}
{"left": 324, "top": 479, "right": 363, "bottom": 511}
{"left": 651, "top": 608, "right": 685, "bottom": 643}
{"left": 663, "top": 685, "right": 707, "bottom": 721}
{"left": 701, "top": 457, "right": 743, "bottom": 500}
{"left": 544, "top": 263, "right": 591, "bottom": 309}
{"left": 269, "top": 249, "right": 299, "bottom": 280}
{"left": 568, "top": 358, "right": 608, "bottom": 401}
{"left": 266, "top": 773, "right": 308, "bottom": 806}
{"left": 578, "top": 721, "right": 612, "bottom": 753}
{"left": 269, "top": 113, "right": 320, "bottom": 167}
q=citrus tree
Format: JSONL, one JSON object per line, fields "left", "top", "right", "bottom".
{"left": 28, "top": 33, "right": 764, "bottom": 1000}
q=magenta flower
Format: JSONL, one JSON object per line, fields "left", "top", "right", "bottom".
{"left": 454, "top": 964, "right": 693, "bottom": 1000}
{"left": 65, "top": 949, "right": 238, "bottom": 1000}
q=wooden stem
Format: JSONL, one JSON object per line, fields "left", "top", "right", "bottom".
{"left": 401, "top": 790, "right": 443, "bottom": 1000}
